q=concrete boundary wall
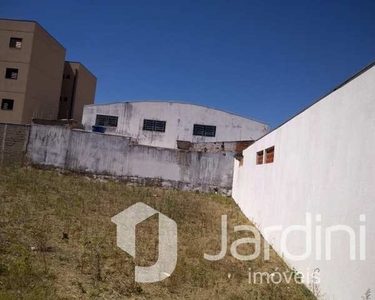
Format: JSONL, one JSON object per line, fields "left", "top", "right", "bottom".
{"left": 177, "top": 140, "right": 253, "bottom": 154}
{"left": 232, "top": 65, "right": 375, "bottom": 299}
{"left": 0, "top": 123, "right": 30, "bottom": 166}
{"left": 27, "top": 124, "right": 235, "bottom": 194}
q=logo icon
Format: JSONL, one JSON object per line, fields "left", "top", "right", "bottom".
{"left": 112, "top": 202, "right": 178, "bottom": 283}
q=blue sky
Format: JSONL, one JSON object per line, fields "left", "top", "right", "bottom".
{"left": 3, "top": 0, "right": 375, "bottom": 128}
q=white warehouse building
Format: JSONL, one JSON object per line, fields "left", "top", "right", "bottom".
{"left": 82, "top": 101, "right": 269, "bottom": 149}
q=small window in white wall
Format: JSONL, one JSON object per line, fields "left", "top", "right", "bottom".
{"left": 95, "top": 114, "right": 118, "bottom": 127}
{"left": 193, "top": 124, "right": 216, "bottom": 137}
{"left": 143, "top": 119, "right": 166, "bottom": 132}
{"left": 256, "top": 150, "right": 264, "bottom": 165}
{"left": 265, "top": 146, "right": 275, "bottom": 164}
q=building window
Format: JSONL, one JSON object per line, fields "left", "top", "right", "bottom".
{"left": 193, "top": 124, "right": 216, "bottom": 137}
{"left": 5, "top": 68, "right": 19, "bottom": 80}
{"left": 95, "top": 114, "right": 118, "bottom": 127}
{"left": 1, "top": 99, "right": 14, "bottom": 111}
{"left": 9, "top": 37, "right": 22, "bottom": 49}
{"left": 256, "top": 150, "right": 264, "bottom": 165}
{"left": 265, "top": 146, "right": 275, "bottom": 164}
{"left": 143, "top": 119, "right": 166, "bottom": 132}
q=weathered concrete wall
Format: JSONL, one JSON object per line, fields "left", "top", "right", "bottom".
{"left": 232, "top": 64, "right": 375, "bottom": 299}
{"left": 28, "top": 124, "right": 71, "bottom": 168}
{"left": 0, "top": 123, "right": 30, "bottom": 166}
{"left": 185, "top": 140, "right": 253, "bottom": 154}
{"left": 82, "top": 101, "right": 269, "bottom": 149}
{"left": 28, "top": 125, "right": 234, "bottom": 194}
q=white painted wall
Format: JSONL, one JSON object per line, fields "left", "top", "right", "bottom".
{"left": 28, "top": 124, "right": 235, "bottom": 194}
{"left": 232, "top": 65, "right": 375, "bottom": 299}
{"left": 82, "top": 101, "right": 269, "bottom": 149}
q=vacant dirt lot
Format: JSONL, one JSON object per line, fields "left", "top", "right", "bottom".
{"left": 0, "top": 168, "right": 315, "bottom": 299}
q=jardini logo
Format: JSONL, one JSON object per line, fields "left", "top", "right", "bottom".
{"left": 111, "top": 202, "right": 178, "bottom": 283}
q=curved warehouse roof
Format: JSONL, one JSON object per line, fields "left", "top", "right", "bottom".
{"left": 85, "top": 100, "right": 269, "bottom": 126}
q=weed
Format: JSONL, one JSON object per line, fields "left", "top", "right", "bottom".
{"left": 362, "top": 288, "right": 371, "bottom": 300}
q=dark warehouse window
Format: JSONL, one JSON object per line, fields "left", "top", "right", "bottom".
{"left": 95, "top": 114, "right": 118, "bottom": 127}
{"left": 143, "top": 119, "right": 166, "bottom": 132}
{"left": 193, "top": 124, "right": 216, "bottom": 137}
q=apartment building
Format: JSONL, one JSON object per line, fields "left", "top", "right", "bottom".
{"left": 58, "top": 62, "right": 97, "bottom": 121}
{"left": 0, "top": 18, "right": 96, "bottom": 124}
{"left": 0, "top": 19, "right": 65, "bottom": 123}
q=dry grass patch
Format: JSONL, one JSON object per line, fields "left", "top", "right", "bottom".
{"left": 0, "top": 167, "right": 316, "bottom": 299}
